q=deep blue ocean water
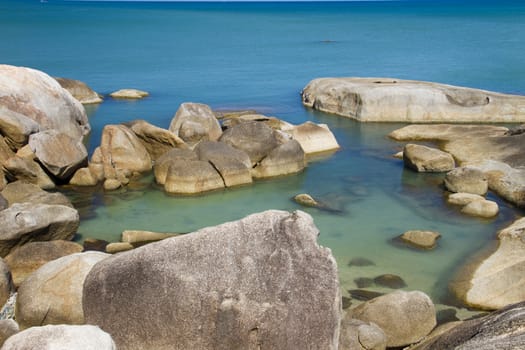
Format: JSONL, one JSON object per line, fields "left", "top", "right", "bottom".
{"left": 2, "top": 0, "right": 525, "bottom": 310}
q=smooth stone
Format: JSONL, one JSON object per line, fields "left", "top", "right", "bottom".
{"left": 0, "top": 319, "right": 19, "bottom": 348}
{"left": 301, "top": 77, "right": 525, "bottom": 122}
{"left": 2, "top": 156, "right": 55, "bottom": 190}
{"left": 400, "top": 230, "right": 441, "bottom": 250}
{"left": 0, "top": 65, "right": 90, "bottom": 149}
{"left": 153, "top": 148, "right": 198, "bottom": 185}
{"left": 403, "top": 144, "right": 455, "bottom": 173}
{"left": 103, "top": 178, "right": 122, "bottom": 191}
{"left": 0, "top": 203, "right": 79, "bottom": 257}
{"left": 28, "top": 130, "right": 88, "bottom": 180}
{"left": 4, "top": 240, "right": 83, "bottom": 287}
{"left": 15, "top": 252, "right": 109, "bottom": 329}
{"left": 121, "top": 230, "right": 180, "bottom": 245}
{"left": 163, "top": 158, "right": 225, "bottom": 194}
{"left": 460, "top": 200, "right": 499, "bottom": 218}
{"left": 373, "top": 274, "right": 407, "bottom": 289}
{"left": 128, "top": 119, "right": 187, "bottom": 161}
{"left": 55, "top": 77, "right": 103, "bottom": 104}
{"left": 1, "top": 324, "right": 116, "bottom": 350}
{"left": 289, "top": 121, "right": 340, "bottom": 155}
{"left": 447, "top": 193, "right": 485, "bottom": 206}
{"left": 294, "top": 193, "right": 320, "bottom": 207}
{"left": 169, "top": 102, "right": 222, "bottom": 145}
{"left": 339, "top": 316, "right": 387, "bottom": 350}
{"left": 83, "top": 210, "right": 341, "bottom": 350}
{"left": 105, "top": 242, "right": 134, "bottom": 254}
{"left": 109, "top": 89, "right": 149, "bottom": 99}
{"left": 251, "top": 139, "right": 305, "bottom": 179}
{"left": 69, "top": 167, "right": 99, "bottom": 186}
{"left": 348, "top": 257, "right": 376, "bottom": 267}
{"left": 450, "top": 217, "right": 525, "bottom": 310}
{"left": 444, "top": 166, "right": 488, "bottom": 195}
{"left": 350, "top": 290, "right": 436, "bottom": 348}
{"left": 342, "top": 296, "right": 352, "bottom": 310}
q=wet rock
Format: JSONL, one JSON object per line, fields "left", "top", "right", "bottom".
{"left": 403, "top": 144, "right": 455, "bottom": 173}
{"left": 460, "top": 199, "right": 499, "bottom": 218}
{"left": 348, "top": 289, "right": 384, "bottom": 302}
{"left": 350, "top": 290, "right": 436, "bottom": 348}
{"left": 28, "top": 130, "right": 88, "bottom": 181}
{"left": 0, "top": 319, "right": 19, "bottom": 347}
{"left": 83, "top": 210, "right": 341, "bottom": 350}
{"left": 373, "top": 274, "right": 407, "bottom": 289}
{"left": 109, "top": 89, "right": 149, "bottom": 99}
{"left": 289, "top": 121, "right": 340, "bottom": 155}
{"left": 348, "top": 257, "right": 376, "bottom": 267}
{"left": 399, "top": 230, "right": 441, "bottom": 250}
{"left": 436, "top": 308, "right": 460, "bottom": 325}
{"left": 409, "top": 301, "right": 525, "bottom": 350}
{"left": 504, "top": 123, "right": 525, "bottom": 136}
{"left": 251, "top": 139, "right": 305, "bottom": 178}
{"left": 0, "top": 65, "right": 90, "bottom": 149}
{"left": 354, "top": 277, "right": 374, "bottom": 288}
{"left": 450, "top": 217, "right": 525, "bottom": 310}
{"left": 55, "top": 77, "right": 103, "bottom": 104}
{"left": 444, "top": 167, "right": 488, "bottom": 195}
{"left": 169, "top": 102, "right": 222, "bottom": 145}
{"left": 4, "top": 240, "right": 83, "bottom": 287}
{"left": 0, "top": 203, "right": 79, "bottom": 257}
{"left": 16, "top": 252, "right": 109, "bottom": 329}
{"left": 1, "top": 324, "right": 116, "bottom": 350}
{"left": 302, "top": 77, "right": 525, "bottom": 123}
{"left": 339, "top": 316, "right": 387, "bottom": 350}
{"left": 128, "top": 119, "right": 187, "bottom": 161}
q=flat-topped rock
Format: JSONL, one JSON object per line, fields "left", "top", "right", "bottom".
{"left": 55, "top": 77, "right": 103, "bottom": 104}
{"left": 400, "top": 230, "right": 441, "bottom": 250}
{"left": 444, "top": 167, "right": 488, "bottom": 195}
{"left": 109, "top": 89, "right": 149, "bottom": 99}
{"left": 302, "top": 77, "right": 525, "bottom": 123}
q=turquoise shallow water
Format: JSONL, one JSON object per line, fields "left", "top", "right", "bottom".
{"left": 2, "top": 0, "right": 525, "bottom": 307}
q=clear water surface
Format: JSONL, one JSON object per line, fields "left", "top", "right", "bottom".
{"left": 2, "top": 0, "right": 524, "bottom": 309}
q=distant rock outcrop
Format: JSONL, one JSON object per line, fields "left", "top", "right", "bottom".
{"left": 302, "top": 77, "right": 525, "bottom": 123}
{"left": 55, "top": 77, "right": 103, "bottom": 104}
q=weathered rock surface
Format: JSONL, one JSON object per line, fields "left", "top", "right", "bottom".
{"left": 0, "top": 259, "right": 13, "bottom": 309}
{"left": 109, "top": 89, "right": 149, "bottom": 99}
{"left": 251, "top": 139, "right": 305, "bottom": 178}
{"left": 164, "top": 159, "right": 225, "bottom": 194}
{"left": 400, "top": 230, "right": 441, "bottom": 250}
{"left": 0, "top": 319, "right": 19, "bottom": 348}
{"left": 0, "top": 65, "right": 90, "bottom": 148}
{"left": 121, "top": 230, "right": 179, "bottom": 246}
{"left": 350, "top": 290, "right": 436, "bottom": 348}
{"left": 301, "top": 77, "right": 525, "bottom": 122}
{"left": 1, "top": 324, "right": 116, "bottom": 350}
{"left": 0, "top": 203, "right": 79, "bottom": 257}
{"left": 28, "top": 130, "right": 88, "bottom": 180}
{"left": 0, "top": 137, "right": 14, "bottom": 167}
{"left": 55, "top": 77, "right": 103, "bottom": 104}
{"left": 69, "top": 167, "right": 99, "bottom": 186}
{"left": 195, "top": 141, "right": 252, "bottom": 187}
{"left": 294, "top": 193, "right": 320, "bottom": 207}
{"left": 153, "top": 148, "right": 198, "bottom": 185}
{"left": 105, "top": 242, "right": 134, "bottom": 254}
{"left": 460, "top": 199, "right": 499, "bottom": 218}
{"left": 0, "top": 181, "right": 72, "bottom": 208}
{"left": 219, "top": 121, "right": 280, "bottom": 166}
{"left": 83, "top": 210, "right": 341, "bottom": 350}
{"left": 4, "top": 240, "right": 83, "bottom": 287}
{"left": 389, "top": 124, "right": 525, "bottom": 208}
{"left": 169, "top": 102, "right": 222, "bottom": 145}
{"left": 16, "top": 252, "right": 109, "bottom": 329}
{"left": 289, "top": 121, "right": 340, "bottom": 155}
{"left": 339, "top": 316, "right": 387, "bottom": 350}
{"left": 408, "top": 301, "right": 525, "bottom": 350}
{"left": 450, "top": 217, "right": 525, "bottom": 310}
{"left": 128, "top": 119, "right": 187, "bottom": 160}
{"left": 100, "top": 124, "right": 152, "bottom": 185}
{"left": 0, "top": 195, "right": 6, "bottom": 211}
{"left": 403, "top": 144, "right": 455, "bottom": 173}
{"left": 446, "top": 193, "right": 485, "bottom": 206}
{"left": 444, "top": 167, "right": 488, "bottom": 195}
{"left": 3, "top": 156, "right": 55, "bottom": 189}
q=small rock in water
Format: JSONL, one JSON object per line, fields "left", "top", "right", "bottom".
{"left": 373, "top": 274, "right": 407, "bottom": 289}
{"left": 348, "top": 257, "right": 376, "bottom": 267}
{"left": 109, "top": 89, "right": 149, "bottom": 99}
{"left": 354, "top": 277, "right": 374, "bottom": 288}
{"left": 293, "top": 193, "right": 319, "bottom": 207}
{"left": 342, "top": 296, "right": 352, "bottom": 309}
{"left": 348, "top": 289, "right": 384, "bottom": 301}
{"left": 399, "top": 230, "right": 441, "bottom": 250}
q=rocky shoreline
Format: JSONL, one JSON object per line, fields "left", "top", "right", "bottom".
{"left": 0, "top": 65, "right": 524, "bottom": 349}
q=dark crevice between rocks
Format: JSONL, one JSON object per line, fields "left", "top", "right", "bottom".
{"left": 207, "top": 160, "right": 227, "bottom": 188}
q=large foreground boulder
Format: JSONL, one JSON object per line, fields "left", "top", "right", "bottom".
{"left": 16, "top": 252, "right": 109, "bottom": 329}
{"left": 450, "top": 217, "right": 525, "bottom": 310}
{"left": 350, "top": 290, "right": 436, "bottom": 348}
{"left": 83, "top": 210, "right": 341, "bottom": 350}
{"left": 409, "top": 301, "right": 525, "bottom": 350}
{"left": 301, "top": 77, "right": 525, "bottom": 123}
{"left": 0, "top": 65, "right": 90, "bottom": 149}
{"left": 1, "top": 324, "right": 116, "bottom": 350}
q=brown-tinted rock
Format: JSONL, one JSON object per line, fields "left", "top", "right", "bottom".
{"left": 55, "top": 77, "right": 103, "bottom": 104}
{"left": 69, "top": 167, "right": 99, "bottom": 186}
{"left": 105, "top": 242, "right": 134, "bottom": 254}
{"left": 444, "top": 167, "right": 488, "bottom": 195}
{"left": 0, "top": 319, "right": 19, "bottom": 348}
{"left": 153, "top": 148, "right": 198, "bottom": 185}
{"left": 251, "top": 139, "right": 305, "bottom": 178}
{"left": 339, "top": 315, "right": 387, "bottom": 350}
{"left": 28, "top": 130, "right": 88, "bottom": 180}
{"left": 289, "top": 121, "right": 340, "bottom": 155}
{"left": 403, "top": 144, "right": 455, "bottom": 173}
{"left": 400, "top": 230, "right": 441, "bottom": 250}
{"left": 0, "top": 259, "right": 14, "bottom": 309}
{"left": 121, "top": 230, "right": 180, "bottom": 246}
{"left": 447, "top": 193, "right": 485, "bottom": 206}
{"left": 294, "top": 193, "right": 320, "bottom": 207}
{"left": 373, "top": 274, "right": 407, "bottom": 289}
{"left": 128, "top": 119, "right": 187, "bottom": 160}
{"left": 4, "top": 241, "right": 83, "bottom": 287}
{"left": 83, "top": 210, "right": 341, "bottom": 350}
{"left": 164, "top": 159, "right": 224, "bottom": 194}
{"left": 16, "top": 252, "right": 109, "bottom": 329}
{"left": 1, "top": 181, "right": 72, "bottom": 207}
{"left": 110, "top": 89, "right": 149, "bottom": 99}
{"left": 169, "top": 102, "right": 222, "bottom": 145}
{"left": 3, "top": 155, "right": 55, "bottom": 189}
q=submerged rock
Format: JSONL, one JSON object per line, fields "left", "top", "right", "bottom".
{"left": 348, "top": 257, "right": 376, "bottom": 267}
{"left": 294, "top": 193, "right": 320, "bottom": 207}
{"left": 301, "top": 77, "right": 525, "bottom": 123}
{"left": 373, "top": 274, "right": 407, "bottom": 289}
{"left": 83, "top": 210, "right": 341, "bottom": 350}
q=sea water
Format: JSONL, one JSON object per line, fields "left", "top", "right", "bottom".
{"left": 2, "top": 0, "right": 525, "bottom": 307}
